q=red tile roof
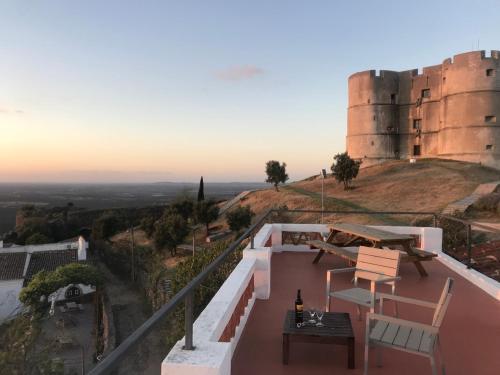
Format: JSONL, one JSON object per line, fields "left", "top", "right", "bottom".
{"left": 0, "top": 252, "right": 27, "bottom": 280}
{"left": 24, "top": 249, "right": 78, "bottom": 283}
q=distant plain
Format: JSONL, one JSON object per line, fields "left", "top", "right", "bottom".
{"left": 0, "top": 182, "right": 267, "bottom": 234}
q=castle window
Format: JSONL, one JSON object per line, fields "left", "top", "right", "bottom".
{"left": 413, "top": 145, "right": 421, "bottom": 156}
{"left": 371, "top": 141, "right": 374, "bottom": 146}
{"left": 373, "top": 115, "right": 376, "bottom": 121}
{"left": 413, "top": 119, "right": 421, "bottom": 130}
{"left": 421, "top": 89, "right": 430, "bottom": 98}
{"left": 486, "top": 145, "right": 493, "bottom": 151}
{"left": 485, "top": 115, "right": 497, "bottom": 123}
{"left": 442, "top": 76, "right": 446, "bottom": 84}
{"left": 390, "top": 94, "right": 396, "bottom": 104}
{"left": 486, "top": 69, "right": 495, "bottom": 77}
{"left": 367, "top": 98, "right": 371, "bottom": 104}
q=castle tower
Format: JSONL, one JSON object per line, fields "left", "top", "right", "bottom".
{"left": 347, "top": 70, "right": 400, "bottom": 166}
{"left": 346, "top": 50, "right": 500, "bottom": 169}
{"left": 439, "top": 51, "right": 500, "bottom": 166}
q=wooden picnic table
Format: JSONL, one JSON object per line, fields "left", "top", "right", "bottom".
{"left": 312, "top": 223, "right": 434, "bottom": 277}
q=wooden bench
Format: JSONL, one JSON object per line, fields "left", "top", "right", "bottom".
{"left": 307, "top": 240, "right": 437, "bottom": 265}
{"left": 307, "top": 240, "right": 358, "bottom": 263}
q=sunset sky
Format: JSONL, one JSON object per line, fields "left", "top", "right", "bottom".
{"left": 1, "top": 0, "right": 499, "bottom": 183}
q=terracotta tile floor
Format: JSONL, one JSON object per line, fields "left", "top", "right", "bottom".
{"left": 232, "top": 252, "right": 500, "bottom": 375}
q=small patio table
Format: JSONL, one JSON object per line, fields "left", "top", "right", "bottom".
{"left": 282, "top": 310, "right": 355, "bottom": 369}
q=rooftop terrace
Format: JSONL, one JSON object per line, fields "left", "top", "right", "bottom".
{"left": 232, "top": 251, "right": 500, "bottom": 374}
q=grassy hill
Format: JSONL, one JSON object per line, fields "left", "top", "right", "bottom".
{"left": 238, "top": 159, "right": 500, "bottom": 225}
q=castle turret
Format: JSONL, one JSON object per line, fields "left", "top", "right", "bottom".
{"left": 439, "top": 51, "right": 500, "bottom": 167}
{"left": 347, "top": 70, "right": 400, "bottom": 166}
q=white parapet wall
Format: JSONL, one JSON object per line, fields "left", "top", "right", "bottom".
{"left": 162, "top": 256, "right": 258, "bottom": 375}
{"left": 370, "top": 225, "right": 443, "bottom": 253}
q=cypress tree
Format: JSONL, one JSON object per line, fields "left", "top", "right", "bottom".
{"left": 197, "top": 176, "right": 205, "bottom": 201}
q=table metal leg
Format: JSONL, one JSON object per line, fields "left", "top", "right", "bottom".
{"left": 348, "top": 337, "right": 355, "bottom": 369}
{"left": 282, "top": 333, "right": 289, "bottom": 365}
{"left": 312, "top": 249, "right": 325, "bottom": 264}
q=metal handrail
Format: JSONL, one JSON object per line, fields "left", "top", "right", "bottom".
{"left": 88, "top": 208, "right": 498, "bottom": 374}
{"left": 88, "top": 209, "right": 273, "bottom": 374}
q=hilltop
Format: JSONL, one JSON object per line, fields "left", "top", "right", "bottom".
{"left": 237, "top": 159, "right": 500, "bottom": 224}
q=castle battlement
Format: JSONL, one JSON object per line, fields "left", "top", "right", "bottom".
{"left": 346, "top": 50, "right": 500, "bottom": 169}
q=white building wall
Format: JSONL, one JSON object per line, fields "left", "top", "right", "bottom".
{"left": 0, "top": 279, "right": 24, "bottom": 322}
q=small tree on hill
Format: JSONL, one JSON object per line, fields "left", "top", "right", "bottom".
{"left": 172, "top": 196, "right": 195, "bottom": 221}
{"left": 154, "top": 211, "right": 189, "bottom": 256}
{"left": 197, "top": 176, "right": 205, "bottom": 201}
{"left": 265, "top": 160, "right": 289, "bottom": 191}
{"left": 195, "top": 199, "right": 220, "bottom": 237}
{"left": 331, "top": 152, "right": 361, "bottom": 190}
{"left": 226, "top": 206, "right": 255, "bottom": 233}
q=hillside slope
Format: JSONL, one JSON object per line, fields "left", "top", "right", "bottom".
{"left": 239, "top": 159, "right": 500, "bottom": 224}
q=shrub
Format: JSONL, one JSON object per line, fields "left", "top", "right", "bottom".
{"left": 154, "top": 211, "right": 189, "bottom": 256}
{"left": 194, "top": 200, "right": 220, "bottom": 236}
{"left": 25, "top": 233, "right": 51, "bottom": 245}
{"left": 226, "top": 206, "right": 255, "bottom": 233}
{"left": 165, "top": 241, "right": 243, "bottom": 349}
{"left": 473, "top": 193, "right": 500, "bottom": 212}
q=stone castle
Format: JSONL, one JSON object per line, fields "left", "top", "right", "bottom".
{"left": 347, "top": 50, "right": 500, "bottom": 169}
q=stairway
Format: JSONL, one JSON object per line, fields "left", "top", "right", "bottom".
{"left": 442, "top": 181, "right": 500, "bottom": 215}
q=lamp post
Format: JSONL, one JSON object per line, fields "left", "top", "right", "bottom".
{"left": 321, "top": 169, "right": 327, "bottom": 223}
{"left": 129, "top": 227, "right": 135, "bottom": 282}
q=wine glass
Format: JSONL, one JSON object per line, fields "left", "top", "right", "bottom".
{"left": 316, "top": 310, "right": 324, "bottom": 327}
{"left": 307, "top": 307, "right": 316, "bottom": 324}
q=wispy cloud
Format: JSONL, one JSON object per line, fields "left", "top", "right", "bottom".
{"left": 0, "top": 106, "right": 24, "bottom": 115}
{"left": 215, "top": 65, "right": 264, "bottom": 81}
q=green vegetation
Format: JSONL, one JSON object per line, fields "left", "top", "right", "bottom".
{"left": 172, "top": 195, "right": 195, "bottom": 221}
{"left": 226, "top": 206, "right": 255, "bottom": 233}
{"left": 331, "top": 152, "right": 361, "bottom": 190}
{"left": 165, "top": 241, "right": 243, "bottom": 348}
{"left": 265, "top": 160, "right": 289, "bottom": 191}
{"left": 194, "top": 199, "right": 220, "bottom": 236}
{"left": 473, "top": 193, "right": 500, "bottom": 214}
{"left": 154, "top": 210, "right": 190, "bottom": 256}
{"left": 25, "top": 233, "right": 51, "bottom": 245}
{"left": 0, "top": 314, "right": 64, "bottom": 375}
{"left": 19, "top": 263, "right": 102, "bottom": 310}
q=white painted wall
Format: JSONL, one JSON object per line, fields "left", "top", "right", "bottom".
{"left": 50, "top": 284, "right": 96, "bottom": 302}
{"left": 0, "top": 236, "right": 87, "bottom": 259}
{"left": 162, "top": 257, "right": 257, "bottom": 375}
{"left": 370, "top": 225, "right": 443, "bottom": 252}
{"left": 0, "top": 279, "right": 24, "bottom": 322}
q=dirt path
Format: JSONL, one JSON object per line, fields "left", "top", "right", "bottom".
{"left": 98, "top": 263, "right": 164, "bottom": 375}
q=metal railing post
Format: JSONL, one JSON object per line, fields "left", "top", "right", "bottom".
{"left": 183, "top": 292, "right": 195, "bottom": 350}
{"left": 466, "top": 224, "right": 472, "bottom": 269}
{"left": 250, "top": 233, "right": 255, "bottom": 249}
{"left": 433, "top": 214, "right": 438, "bottom": 228}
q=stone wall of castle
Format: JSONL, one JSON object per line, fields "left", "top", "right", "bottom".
{"left": 347, "top": 50, "right": 500, "bottom": 169}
